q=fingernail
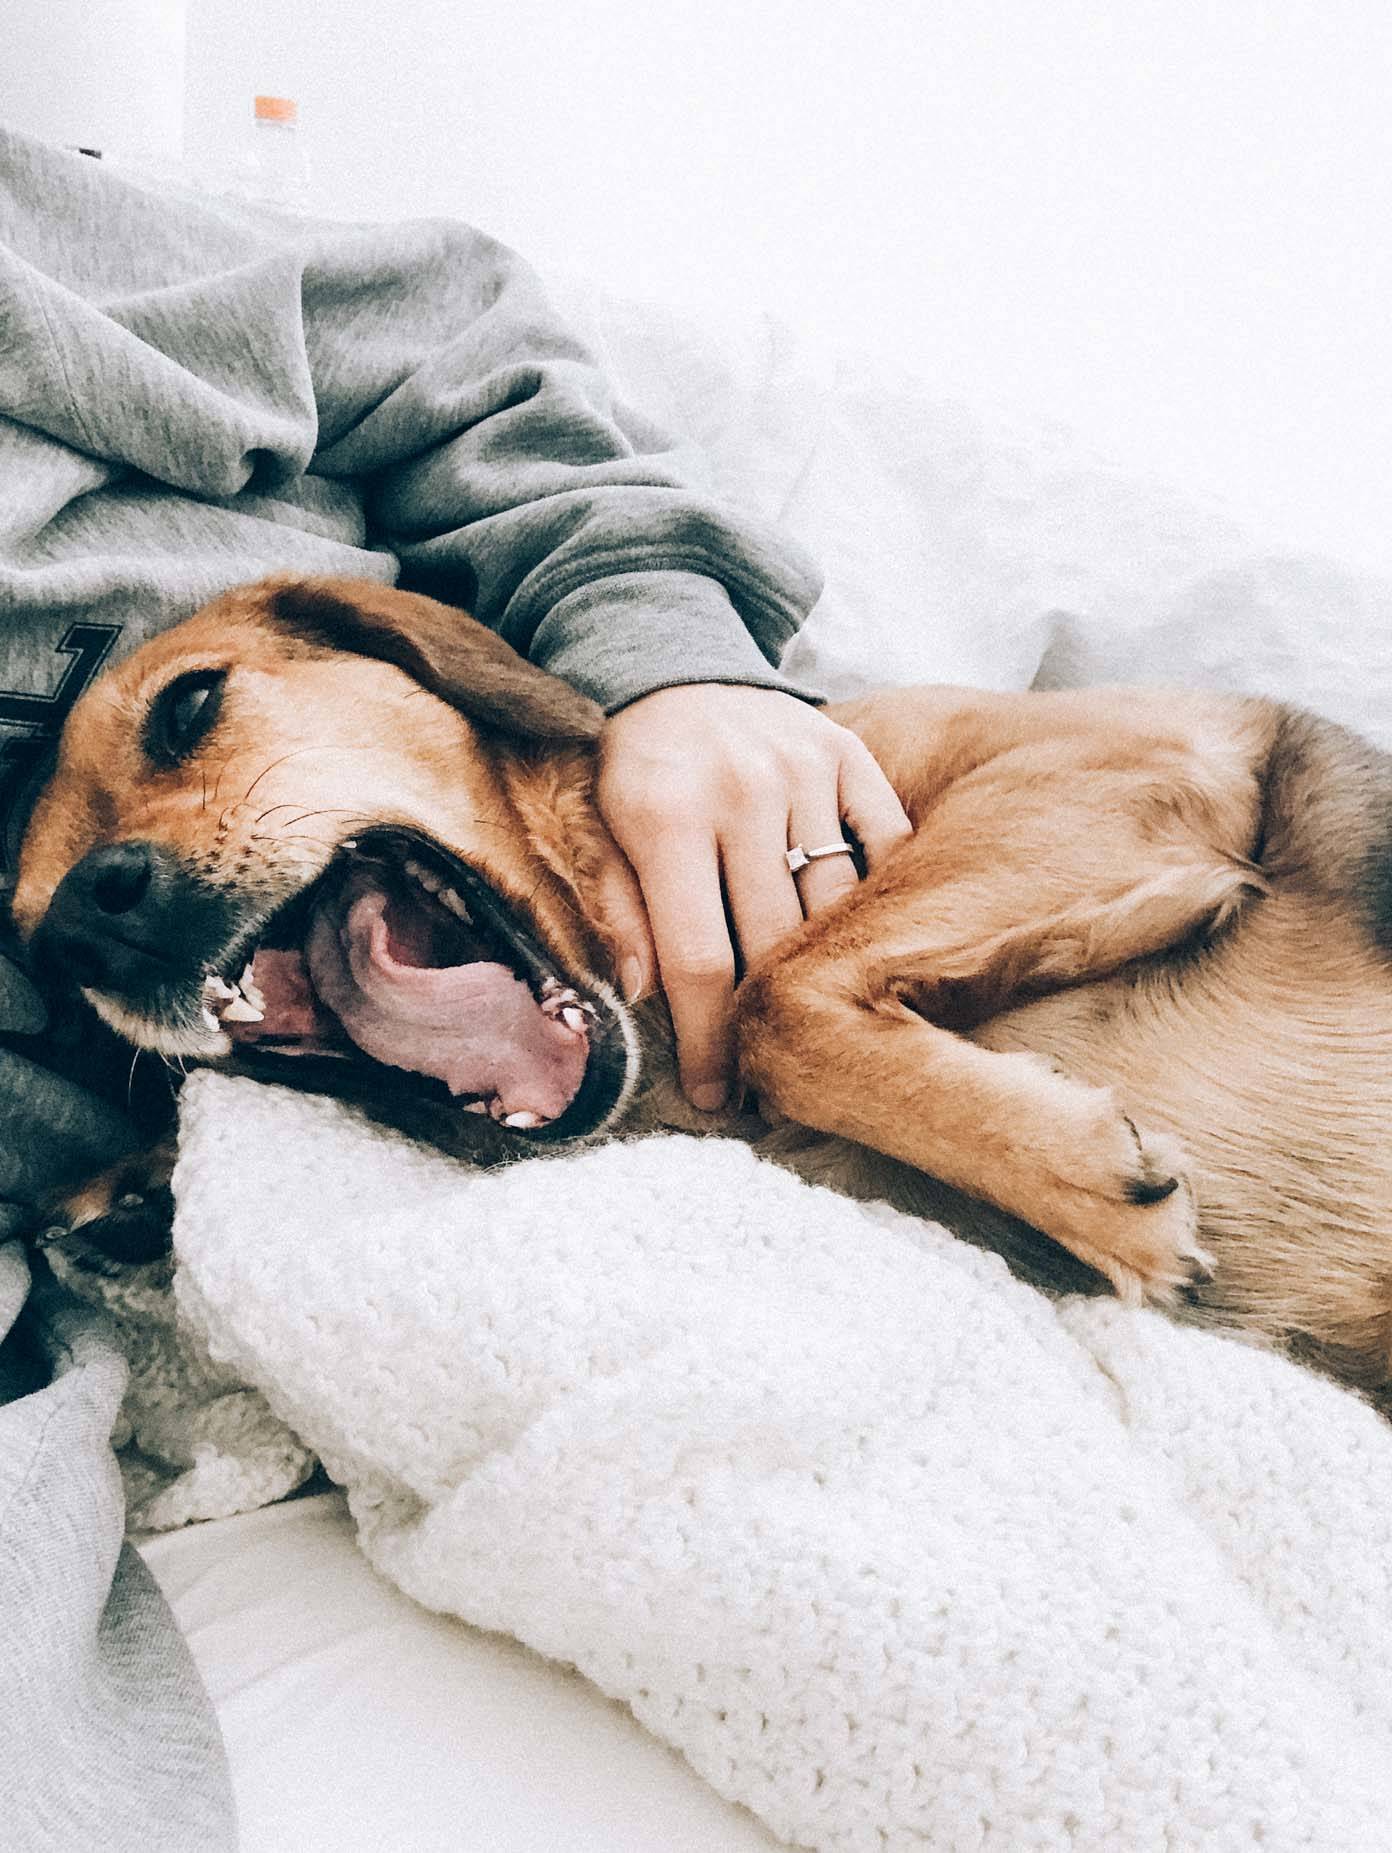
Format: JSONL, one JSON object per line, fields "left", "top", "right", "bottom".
{"left": 688, "top": 1083, "right": 727, "bottom": 1113}
{"left": 620, "top": 956, "right": 645, "bottom": 1002}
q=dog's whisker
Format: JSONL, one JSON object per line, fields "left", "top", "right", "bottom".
{"left": 239, "top": 748, "right": 338, "bottom": 808}
{"left": 242, "top": 801, "right": 512, "bottom": 842}
{"left": 238, "top": 745, "right": 380, "bottom": 809}
{"left": 276, "top": 808, "right": 379, "bottom": 833}
{"left": 247, "top": 833, "right": 343, "bottom": 853}
{"left": 252, "top": 804, "right": 377, "bottom": 830}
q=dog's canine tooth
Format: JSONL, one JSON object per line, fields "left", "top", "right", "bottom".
{"left": 561, "top": 1006, "right": 587, "bottom": 1034}
{"left": 237, "top": 962, "right": 268, "bottom": 1012}
{"left": 219, "top": 995, "right": 265, "bottom": 1024}
{"left": 502, "top": 1109, "right": 543, "bottom": 1129}
{"left": 461, "top": 1099, "right": 490, "bottom": 1116}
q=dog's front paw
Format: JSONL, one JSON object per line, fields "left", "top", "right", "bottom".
{"left": 38, "top": 1141, "right": 176, "bottom": 1274}
{"left": 1061, "top": 1118, "right": 1213, "bottom": 1306}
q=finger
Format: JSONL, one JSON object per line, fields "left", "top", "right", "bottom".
{"left": 590, "top": 848, "right": 657, "bottom": 1002}
{"left": 786, "top": 805, "right": 862, "bottom": 914}
{"left": 633, "top": 830, "right": 737, "bottom": 1110}
{"left": 719, "top": 810, "right": 806, "bottom": 972}
{"left": 837, "top": 738, "right": 913, "bottom": 866}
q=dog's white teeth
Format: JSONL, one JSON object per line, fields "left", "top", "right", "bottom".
{"left": 219, "top": 996, "right": 266, "bottom": 1024}
{"left": 404, "top": 857, "right": 441, "bottom": 894}
{"left": 201, "top": 966, "right": 266, "bottom": 1024}
{"left": 541, "top": 986, "right": 594, "bottom": 1027}
{"left": 502, "top": 1109, "right": 543, "bottom": 1129}
{"left": 404, "top": 857, "right": 471, "bottom": 922}
{"left": 461, "top": 1099, "right": 490, "bottom": 1116}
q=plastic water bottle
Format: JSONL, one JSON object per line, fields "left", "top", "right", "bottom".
{"left": 249, "top": 95, "right": 310, "bottom": 211}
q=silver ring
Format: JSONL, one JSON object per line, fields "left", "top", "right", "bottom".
{"left": 785, "top": 840, "right": 856, "bottom": 875}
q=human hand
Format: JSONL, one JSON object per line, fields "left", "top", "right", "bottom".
{"left": 592, "top": 683, "right": 912, "bottom": 1110}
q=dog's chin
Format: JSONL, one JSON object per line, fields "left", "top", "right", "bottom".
{"left": 85, "top": 827, "right": 641, "bottom": 1148}
{"left": 83, "top": 987, "right": 233, "bottom": 1062}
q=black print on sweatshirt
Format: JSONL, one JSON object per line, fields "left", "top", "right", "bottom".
{"left": 0, "top": 623, "right": 121, "bottom": 875}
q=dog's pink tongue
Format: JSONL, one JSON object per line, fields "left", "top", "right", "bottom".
{"left": 303, "top": 889, "right": 587, "bottom": 1121}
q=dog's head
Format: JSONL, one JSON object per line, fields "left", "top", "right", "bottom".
{"left": 12, "top": 576, "right": 640, "bottom": 1151}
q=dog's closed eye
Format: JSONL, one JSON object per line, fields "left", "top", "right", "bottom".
{"left": 144, "top": 669, "right": 227, "bottom": 768}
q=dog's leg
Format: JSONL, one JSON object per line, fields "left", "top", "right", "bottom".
{"left": 737, "top": 749, "right": 1265, "bottom": 1302}
{"left": 37, "top": 1138, "right": 177, "bottom": 1272}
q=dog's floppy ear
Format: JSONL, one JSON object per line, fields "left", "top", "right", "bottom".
{"left": 260, "top": 576, "right": 605, "bottom": 744}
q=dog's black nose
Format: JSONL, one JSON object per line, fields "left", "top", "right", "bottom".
{"left": 86, "top": 842, "right": 155, "bottom": 917}
{"left": 33, "top": 841, "right": 235, "bottom": 1000}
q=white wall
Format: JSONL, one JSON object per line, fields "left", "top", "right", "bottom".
{"left": 1, "top": 0, "right": 186, "bottom": 158}
{"left": 179, "top": 0, "right": 1392, "bottom": 573}
{"left": 5, "top": 0, "right": 1389, "bottom": 571}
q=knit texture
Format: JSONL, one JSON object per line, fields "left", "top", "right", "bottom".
{"left": 171, "top": 1072, "right": 1392, "bottom": 1852}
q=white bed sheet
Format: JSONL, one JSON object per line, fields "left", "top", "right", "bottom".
{"left": 141, "top": 1493, "right": 777, "bottom": 1852}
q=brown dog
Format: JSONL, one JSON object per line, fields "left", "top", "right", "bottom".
{"left": 13, "top": 575, "right": 1392, "bottom": 1410}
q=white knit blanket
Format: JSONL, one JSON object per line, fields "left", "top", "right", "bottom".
{"left": 168, "top": 1070, "right": 1392, "bottom": 1853}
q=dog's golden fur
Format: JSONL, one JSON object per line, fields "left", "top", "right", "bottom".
{"left": 15, "top": 576, "right": 1392, "bottom": 1410}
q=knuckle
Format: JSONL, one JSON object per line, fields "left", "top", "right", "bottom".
{"left": 723, "top": 752, "right": 777, "bottom": 802}
{"left": 613, "top": 787, "right": 694, "bottom": 840}
{"left": 778, "top": 742, "right": 828, "bottom": 787}
{"left": 666, "top": 948, "right": 736, "bottom": 987}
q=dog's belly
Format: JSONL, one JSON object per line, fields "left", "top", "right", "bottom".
{"left": 973, "top": 892, "right": 1392, "bottom": 1397}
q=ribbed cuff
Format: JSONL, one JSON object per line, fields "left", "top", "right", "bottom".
{"left": 529, "top": 569, "right": 823, "bottom": 714}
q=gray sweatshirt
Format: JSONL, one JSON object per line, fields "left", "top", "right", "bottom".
{"left": 0, "top": 125, "right": 823, "bottom": 874}
{"left": 0, "top": 121, "right": 827, "bottom": 1202}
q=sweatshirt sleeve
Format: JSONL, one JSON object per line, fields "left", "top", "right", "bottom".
{"left": 0, "top": 132, "right": 824, "bottom": 711}
{"left": 299, "top": 219, "right": 826, "bottom": 709}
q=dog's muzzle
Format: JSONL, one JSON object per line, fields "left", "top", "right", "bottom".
{"left": 32, "top": 840, "right": 238, "bottom": 1001}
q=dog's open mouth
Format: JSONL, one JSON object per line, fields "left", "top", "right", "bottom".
{"left": 199, "top": 829, "right": 630, "bottom": 1141}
